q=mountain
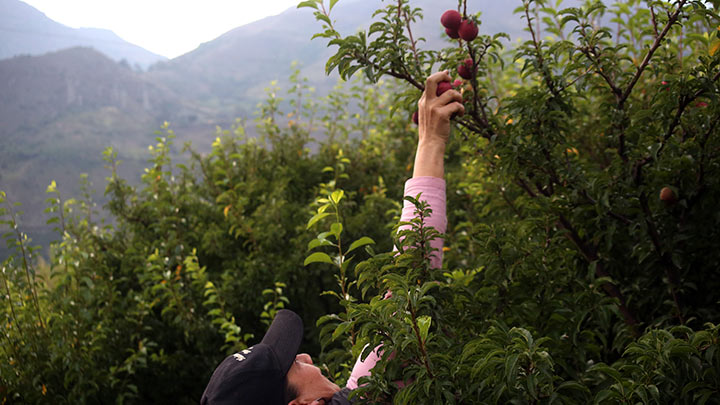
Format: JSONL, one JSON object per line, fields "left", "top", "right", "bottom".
{"left": 0, "top": 0, "right": 167, "bottom": 69}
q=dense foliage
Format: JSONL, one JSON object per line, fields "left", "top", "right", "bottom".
{"left": 1, "top": 0, "right": 720, "bottom": 403}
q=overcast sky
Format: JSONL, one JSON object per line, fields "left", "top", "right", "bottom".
{"left": 20, "top": 0, "right": 302, "bottom": 59}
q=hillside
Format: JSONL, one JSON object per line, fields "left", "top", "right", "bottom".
{"left": 0, "top": 0, "right": 166, "bottom": 68}
{"left": 0, "top": 47, "right": 209, "bottom": 253}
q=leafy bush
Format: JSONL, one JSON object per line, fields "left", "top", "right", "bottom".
{"left": 0, "top": 71, "right": 415, "bottom": 402}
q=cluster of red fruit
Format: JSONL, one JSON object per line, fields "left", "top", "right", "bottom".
{"left": 442, "top": 10, "right": 478, "bottom": 80}
{"left": 441, "top": 10, "right": 478, "bottom": 41}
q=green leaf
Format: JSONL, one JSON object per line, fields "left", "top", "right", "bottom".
{"left": 556, "top": 381, "right": 589, "bottom": 393}
{"left": 329, "top": 0, "right": 340, "bottom": 12}
{"left": 417, "top": 315, "right": 431, "bottom": 343}
{"left": 307, "top": 212, "right": 330, "bottom": 229}
{"left": 304, "top": 252, "right": 334, "bottom": 266}
{"left": 347, "top": 236, "right": 375, "bottom": 254}
{"left": 308, "top": 238, "right": 334, "bottom": 250}
{"left": 297, "top": 0, "right": 318, "bottom": 9}
{"left": 588, "top": 364, "right": 622, "bottom": 383}
{"left": 331, "top": 222, "right": 343, "bottom": 238}
{"left": 330, "top": 190, "right": 344, "bottom": 204}
{"left": 317, "top": 13, "right": 332, "bottom": 26}
{"left": 505, "top": 353, "right": 519, "bottom": 386}
{"left": 331, "top": 321, "right": 351, "bottom": 340}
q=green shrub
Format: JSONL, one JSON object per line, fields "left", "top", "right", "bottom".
{"left": 0, "top": 72, "right": 414, "bottom": 403}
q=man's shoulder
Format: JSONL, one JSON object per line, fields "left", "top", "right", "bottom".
{"left": 328, "top": 387, "right": 355, "bottom": 405}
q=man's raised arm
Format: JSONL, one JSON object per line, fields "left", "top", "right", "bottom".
{"left": 345, "top": 71, "right": 464, "bottom": 391}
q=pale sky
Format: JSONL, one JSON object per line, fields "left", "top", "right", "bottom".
{"left": 20, "top": 0, "right": 303, "bottom": 59}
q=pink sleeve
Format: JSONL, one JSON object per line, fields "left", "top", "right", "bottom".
{"left": 346, "top": 176, "right": 446, "bottom": 390}
{"left": 400, "top": 176, "right": 447, "bottom": 269}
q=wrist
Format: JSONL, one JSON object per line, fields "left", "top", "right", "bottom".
{"left": 416, "top": 139, "right": 447, "bottom": 154}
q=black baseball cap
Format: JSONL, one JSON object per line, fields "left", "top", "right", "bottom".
{"left": 201, "top": 310, "right": 304, "bottom": 404}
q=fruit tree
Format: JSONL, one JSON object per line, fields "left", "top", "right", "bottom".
{"left": 301, "top": 0, "right": 720, "bottom": 402}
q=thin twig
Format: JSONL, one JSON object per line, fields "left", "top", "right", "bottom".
{"left": 524, "top": 2, "right": 559, "bottom": 97}
{"left": 558, "top": 65, "right": 595, "bottom": 93}
{"left": 400, "top": 5, "right": 422, "bottom": 75}
{"left": 580, "top": 190, "right": 633, "bottom": 225}
{"left": 619, "top": 0, "right": 688, "bottom": 107}
{"left": 456, "top": 118, "right": 491, "bottom": 139}
{"left": 650, "top": 6, "right": 659, "bottom": 37}
{"left": 632, "top": 69, "right": 719, "bottom": 185}
{"left": 7, "top": 204, "right": 45, "bottom": 330}
{"left": 516, "top": 178, "right": 538, "bottom": 198}
{"left": 1, "top": 269, "right": 24, "bottom": 342}
{"left": 409, "top": 304, "right": 434, "bottom": 379}
{"left": 355, "top": 51, "right": 425, "bottom": 90}
{"left": 580, "top": 46, "right": 623, "bottom": 99}
{"left": 500, "top": 187, "right": 524, "bottom": 218}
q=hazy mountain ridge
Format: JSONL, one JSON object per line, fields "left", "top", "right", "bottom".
{"left": 0, "top": 0, "right": 167, "bottom": 68}
{"left": 147, "top": 0, "right": 529, "bottom": 118}
{"left": 1, "top": 47, "right": 194, "bottom": 138}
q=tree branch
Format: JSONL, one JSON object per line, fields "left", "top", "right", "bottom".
{"left": 618, "top": 0, "right": 688, "bottom": 108}
{"left": 556, "top": 215, "right": 639, "bottom": 333}
{"left": 638, "top": 192, "right": 684, "bottom": 323}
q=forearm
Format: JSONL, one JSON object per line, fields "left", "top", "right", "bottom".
{"left": 412, "top": 140, "right": 446, "bottom": 179}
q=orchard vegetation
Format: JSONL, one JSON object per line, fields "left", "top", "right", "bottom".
{"left": 2, "top": 0, "right": 720, "bottom": 403}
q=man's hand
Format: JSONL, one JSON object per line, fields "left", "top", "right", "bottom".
{"left": 413, "top": 71, "right": 465, "bottom": 178}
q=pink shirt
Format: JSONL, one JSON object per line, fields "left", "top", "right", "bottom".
{"left": 345, "top": 176, "right": 446, "bottom": 390}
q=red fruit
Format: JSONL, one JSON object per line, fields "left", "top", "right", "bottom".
{"left": 452, "top": 79, "right": 463, "bottom": 88}
{"left": 436, "top": 81, "right": 453, "bottom": 96}
{"left": 445, "top": 27, "right": 460, "bottom": 39}
{"left": 412, "top": 111, "right": 419, "bottom": 125}
{"left": 458, "top": 19, "right": 478, "bottom": 41}
{"left": 696, "top": 101, "right": 709, "bottom": 108}
{"left": 458, "top": 58, "right": 474, "bottom": 79}
{"left": 659, "top": 187, "right": 677, "bottom": 204}
{"left": 441, "top": 10, "right": 462, "bottom": 30}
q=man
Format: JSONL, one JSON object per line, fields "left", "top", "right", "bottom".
{"left": 201, "top": 71, "right": 464, "bottom": 404}
{"left": 200, "top": 309, "right": 344, "bottom": 404}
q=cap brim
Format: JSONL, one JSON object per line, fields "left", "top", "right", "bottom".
{"left": 261, "top": 309, "right": 304, "bottom": 375}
